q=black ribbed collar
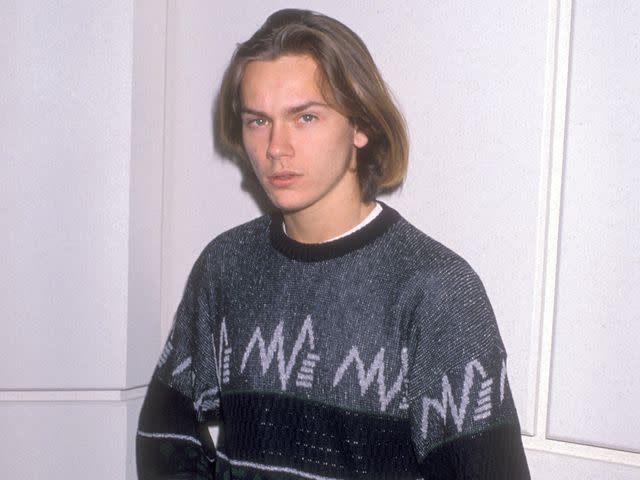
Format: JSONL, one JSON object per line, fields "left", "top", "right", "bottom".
{"left": 268, "top": 202, "right": 401, "bottom": 262}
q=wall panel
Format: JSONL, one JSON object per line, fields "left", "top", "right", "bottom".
{"left": 0, "top": 0, "right": 132, "bottom": 389}
{"left": 548, "top": 0, "right": 640, "bottom": 452}
{"left": 0, "top": 399, "right": 142, "bottom": 479}
{"left": 1, "top": 1, "right": 166, "bottom": 479}
{"left": 526, "top": 449, "right": 640, "bottom": 480}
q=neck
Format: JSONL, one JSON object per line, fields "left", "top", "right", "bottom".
{"left": 283, "top": 199, "right": 376, "bottom": 244}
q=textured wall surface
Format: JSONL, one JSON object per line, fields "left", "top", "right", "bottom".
{"left": 1, "top": 0, "right": 638, "bottom": 478}
{"left": 548, "top": 0, "right": 640, "bottom": 453}
{"left": 1, "top": 0, "right": 133, "bottom": 389}
{"left": 0, "top": 0, "right": 166, "bottom": 478}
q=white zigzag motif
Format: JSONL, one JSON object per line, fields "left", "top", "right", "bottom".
{"left": 500, "top": 359, "right": 507, "bottom": 403}
{"left": 212, "top": 318, "right": 232, "bottom": 385}
{"left": 421, "top": 359, "right": 494, "bottom": 438}
{"left": 240, "top": 315, "right": 317, "bottom": 391}
{"left": 158, "top": 339, "right": 173, "bottom": 368}
{"left": 193, "top": 387, "right": 220, "bottom": 412}
{"left": 172, "top": 357, "right": 191, "bottom": 377}
{"left": 295, "top": 351, "right": 320, "bottom": 389}
{"left": 333, "top": 346, "right": 408, "bottom": 412}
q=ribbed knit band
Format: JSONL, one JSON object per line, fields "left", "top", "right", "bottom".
{"left": 268, "top": 202, "right": 401, "bottom": 262}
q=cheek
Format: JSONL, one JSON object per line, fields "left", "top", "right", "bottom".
{"left": 328, "top": 121, "right": 357, "bottom": 153}
{"left": 242, "top": 149, "right": 262, "bottom": 178}
{"left": 321, "top": 128, "right": 357, "bottom": 163}
{"left": 242, "top": 136, "right": 263, "bottom": 165}
{"left": 303, "top": 123, "right": 353, "bottom": 153}
{"left": 246, "top": 154, "right": 264, "bottom": 176}
{"left": 241, "top": 131, "right": 254, "bottom": 156}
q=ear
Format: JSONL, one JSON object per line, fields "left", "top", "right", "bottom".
{"left": 353, "top": 127, "right": 369, "bottom": 149}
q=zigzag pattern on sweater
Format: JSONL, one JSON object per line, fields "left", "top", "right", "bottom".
{"left": 420, "top": 358, "right": 508, "bottom": 438}
{"left": 204, "top": 315, "right": 506, "bottom": 426}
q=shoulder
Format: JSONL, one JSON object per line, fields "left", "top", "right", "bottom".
{"left": 199, "top": 213, "right": 271, "bottom": 259}
{"left": 383, "top": 213, "right": 485, "bottom": 298}
{"left": 186, "top": 213, "right": 272, "bottom": 283}
{"left": 384, "top": 213, "right": 502, "bottom": 352}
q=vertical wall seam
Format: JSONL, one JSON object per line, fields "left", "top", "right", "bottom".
{"left": 530, "top": 0, "right": 561, "bottom": 440}
{"left": 123, "top": 0, "right": 136, "bottom": 389}
{"left": 527, "top": 0, "right": 561, "bottom": 438}
{"left": 159, "top": 0, "right": 172, "bottom": 352}
{"left": 535, "top": 0, "right": 573, "bottom": 442}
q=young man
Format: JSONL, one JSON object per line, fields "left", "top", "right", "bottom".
{"left": 137, "top": 9, "right": 530, "bottom": 480}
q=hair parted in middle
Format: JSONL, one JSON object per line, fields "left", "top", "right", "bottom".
{"left": 216, "top": 9, "right": 409, "bottom": 202}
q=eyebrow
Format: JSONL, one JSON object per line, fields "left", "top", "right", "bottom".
{"left": 240, "top": 101, "right": 330, "bottom": 117}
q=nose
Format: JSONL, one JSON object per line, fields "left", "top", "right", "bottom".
{"left": 266, "top": 121, "right": 293, "bottom": 161}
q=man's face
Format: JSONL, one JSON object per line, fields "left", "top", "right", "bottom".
{"left": 240, "top": 54, "right": 368, "bottom": 215}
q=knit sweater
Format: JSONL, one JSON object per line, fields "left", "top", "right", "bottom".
{"left": 137, "top": 203, "right": 530, "bottom": 479}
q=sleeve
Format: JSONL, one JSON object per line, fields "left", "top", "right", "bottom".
{"left": 407, "top": 257, "right": 530, "bottom": 479}
{"left": 137, "top": 249, "right": 221, "bottom": 480}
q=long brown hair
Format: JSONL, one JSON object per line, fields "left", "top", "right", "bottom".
{"left": 216, "top": 9, "right": 409, "bottom": 201}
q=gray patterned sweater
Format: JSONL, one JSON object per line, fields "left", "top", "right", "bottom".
{"left": 137, "top": 203, "right": 530, "bottom": 479}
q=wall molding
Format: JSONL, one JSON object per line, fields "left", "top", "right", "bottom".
{"left": 534, "top": 0, "right": 573, "bottom": 441}
{"left": 524, "top": 437, "right": 640, "bottom": 468}
{"left": 0, "top": 386, "right": 147, "bottom": 402}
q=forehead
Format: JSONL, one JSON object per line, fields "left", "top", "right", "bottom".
{"left": 240, "top": 55, "right": 326, "bottom": 107}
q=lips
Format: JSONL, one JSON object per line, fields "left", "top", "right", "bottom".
{"left": 268, "top": 171, "right": 301, "bottom": 188}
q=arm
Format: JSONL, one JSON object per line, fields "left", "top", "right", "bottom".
{"left": 137, "top": 249, "right": 221, "bottom": 479}
{"left": 408, "top": 258, "right": 530, "bottom": 479}
{"left": 137, "top": 377, "right": 217, "bottom": 480}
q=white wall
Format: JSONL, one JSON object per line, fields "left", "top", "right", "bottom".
{"left": 547, "top": 0, "right": 640, "bottom": 453}
{"left": 0, "top": 1, "right": 166, "bottom": 478}
{"left": 2, "top": 0, "right": 638, "bottom": 478}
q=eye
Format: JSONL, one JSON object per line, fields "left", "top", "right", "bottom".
{"left": 299, "top": 113, "right": 317, "bottom": 124}
{"left": 246, "top": 117, "right": 268, "bottom": 128}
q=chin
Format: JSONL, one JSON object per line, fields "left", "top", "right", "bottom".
{"left": 270, "top": 201, "right": 307, "bottom": 214}
{"left": 267, "top": 193, "right": 313, "bottom": 214}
